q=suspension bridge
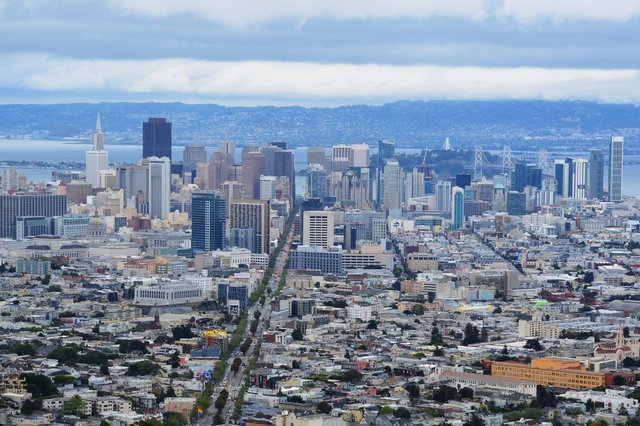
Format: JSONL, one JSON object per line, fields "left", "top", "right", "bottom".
{"left": 472, "top": 145, "right": 555, "bottom": 181}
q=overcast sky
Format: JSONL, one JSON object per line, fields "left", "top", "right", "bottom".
{"left": 1, "top": 0, "right": 640, "bottom": 105}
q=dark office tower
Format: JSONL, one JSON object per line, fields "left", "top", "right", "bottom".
{"left": 241, "top": 151, "right": 265, "bottom": 199}
{"left": 191, "top": 192, "right": 226, "bottom": 252}
{"left": 588, "top": 149, "right": 604, "bottom": 200}
{"left": 143, "top": 118, "right": 172, "bottom": 161}
{"left": 506, "top": 191, "right": 526, "bottom": 216}
{"left": 0, "top": 193, "right": 67, "bottom": 238}
{"left": 274, "top": 149, "right": 295, "bottom": 200}
{"left": 455, "top": 173, "right": 471, "bottom": 189}
{"left": 271, "top": 142, "right": 287, "bottom": 150}
{"left": 513, "top": 163, "right": 526, "bottom": 192}
{"left": 526, "top": 166, "right": 543, "bottom": 190}
{"left": 376, "top": 139, "right": 395, "bottom": 210}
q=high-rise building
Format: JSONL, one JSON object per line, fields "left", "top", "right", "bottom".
{"left": 207, "top": 152, "right": 228, "bottom": 191}
{"left": 229, "top": 199, "right": 270, "bottom": 254}
{"left": 274, "top": 149, "right": 295, "bottom": 200}
{"left": 435, "top": 180, "right": 452, "bottom": 212}
{"left": 143, "top": 118, "right": 172, "bottom": 161}
{"left": 455, "top": 173, "right": 471, "bottom": 189}
{"left": 376, "top": 139, "right": 395, "bottom": 210}
{"left": 143, "top": 157, "right": 171, "bottom": 220}
{"left": 220, "top": 181, "right": 244, "bottom": 216}
{"left": 259, "top": 175, "right": 277, "bottom": 200}
{"left": 451, "top": 186, "right": 464, "bottom": 230}
{"left": 331, "top": 145, "right": 351, "bottom": 173}
{"left": 183, "top": 145, "right": 207, "bottom": 174}
{"left": 507, "top": 191, "right": 526, "bottom": 216}
{"left": 2, "top": 168, "right": 18, "bottom": 191}
{"left": 609, "top": 136, "right": 624, "bottom": 202}
{"left": 382, "top": 160, "right": 403, "bottom": 210}
{"left": 0, "top": 193, "right": 67, "bottom": 238}
{"left": 241, "top": 151, "right": 265, "bottom": 199}
{"left": 405, "top": 167, "right": 425, "bottom": 203}
{"left": 307, "top": 147, "right": 326, "bottom": 167}
{"left": 86, "top": 113, "right": 109, "bottom": 188}
{"left": 350, "top": 144, "right": 370, "bottom": 168}
{"left": 554, "top": 160, "right": 570, "bottom": 198}
{"left": 307, "top": 164, "right": 328, "bottom": 199}
{"left": 191, "top": 191, "right": 226, "bottom": 252}
{"left": 588, "top": 149, "right": 605, "bottom": 200}
{"left": 217, "top": 139, "right": 236, "bottom": 166}
{"left": 116, "top": 164, "right": 149, "bottom": 202}
{"left": 572, "top": 158, "right": 588, "bottom": 200}
{"left": 513, "top": 163, "right": 542, "bottom": 192}
{"left": 303, "top": 210, "right": 335, "bottom": 248}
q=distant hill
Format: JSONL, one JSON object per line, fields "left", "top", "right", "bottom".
{"left": 0, "top": 100, "right": 638, "bottom": 150}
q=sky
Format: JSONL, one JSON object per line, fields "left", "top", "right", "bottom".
{"left": 1, "top": 0, "right": 640, "bottom": 105}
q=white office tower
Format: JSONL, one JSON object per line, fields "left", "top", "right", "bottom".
{"left": 332, "top": 144, "right": 351, "bottom": 172}
{"left": 436, "top": 180, "right": 452, "bottom": 212}
{"left": 383, "top": 160, "right": 403, "bottom": 210}
{"left": 2, "top": 168, "right": 18, "bottom": 191}
{"left": 572, "top": 158, "right": 588, "bottom": 200}
{"left": 405, "top": 167, "right": 425, "bottom": 204}
{"left": 259, "top": 175, "right": 277, "bottom": 200}
{"left": 349, "top": 144, "right": 370, "bottom": 168}
{"left": 609, "top": 136, "right": 624, "bottom": 202}
{"left": 303, "top": 210, "right": 335, "bottom": 248}
{"left": 85, "top": 113, "right": 109, "bottom": 188}
{"left": 144, "top": 156, "right": 171, "bottom": 220}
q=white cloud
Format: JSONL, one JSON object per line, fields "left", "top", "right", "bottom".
{"left": 2, "top": 53, "right": 640, "bottom": 104}
{"left": 108, "top": 0, "right": 487, "bottom": 27}
{"left": 496, "top": 0, "right": 640, "bottom": 24}
{"left": 107, "top": 0, "right": 640, "bottom": 27}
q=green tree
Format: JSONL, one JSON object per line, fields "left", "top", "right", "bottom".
{"left": 462, "top": 323, "right": 481, "bottom": 345}
{"left": 63, "top": 395, "right": 86, "bottom": 416}
{"left": 21, "top": 398, "right": 43, "bottom": 414}
{"left": 100, "top": 362, "right": 110, "bottom": 375}
{"left": 433, "top": 385, "right": 458, "bottom": 402}
{"left": 459, "top": 387, "right": 474, "bottom": 399}
{"left": 411, "top": 304, "right": 425, "bottom": 315}
{"left": 231, "top": 357, "right": 242, "bottom": 373}
{"left": 430, "top": 326, "right": 444, "bottom": 345}
{"left": 125, "top": 360, "right": 163, "bottom": 376}
{"left": 171, "top": 325, "right": 194, "bottom": 340}
{"left": 291, "top": 329, "right": 304, "bottom": 341}
{"left": 367, "top": 320, "right": 378, "bottom": 329}
{"left": 524, "top": 339, "right": 544, "bottom": 351}
{"left": 585, "top": 398, "right": 596, "bottom": 413}
{"left": 317, "top": 401, "right": 332, "bottom": 414}
{"left": 624, "top": 326, "right": 630, "bottom": 338}
{"left": 14, "top": 342, "right": 35, "bottom": 356}
{"left": 464, "top": 414, "right": 486, "bottom": 426}
{"left": 393, "top": 407, "right": 411, "bottom": 419}
{"left": 21, "top": 373, "right": 58, "bottom": 398}
{"left": 379, "top": 405, "right": 393, "bottom": 415}
{"left": 584, "top": 271, "right": 595, "bottom": 283}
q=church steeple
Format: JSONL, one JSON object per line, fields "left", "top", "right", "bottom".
{"left": 616, "top": 325, "right": 626, "bottom": 347}
{"left": 93, "top": 112, "right": 104, "bottom": 151}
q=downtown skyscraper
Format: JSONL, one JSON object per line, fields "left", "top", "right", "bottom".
{"left": 191, "top": 192, "right": 226, "bottom": 252}
{"left": 589, "top": 149, "right": 605, "bottom": 200}
{"left": 143, "top": 117, "right": 172, "bottom": 161}
{"left": 609, "top": 136, "right": 624, "bottom": 202}
{"left": 86, "top": 113, "right": 108, "bottom": 188}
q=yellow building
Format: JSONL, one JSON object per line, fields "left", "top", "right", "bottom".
{"left": 490, "top": 357, "right": 606, "bottom": 390}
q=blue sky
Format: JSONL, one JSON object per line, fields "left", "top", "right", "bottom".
{"left": 1, "top": 0, "right": 640, "bottom": 105}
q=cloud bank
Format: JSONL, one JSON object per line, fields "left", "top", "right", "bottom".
{"left": 2, "top": 54, "right": 639, "bottom": 104}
